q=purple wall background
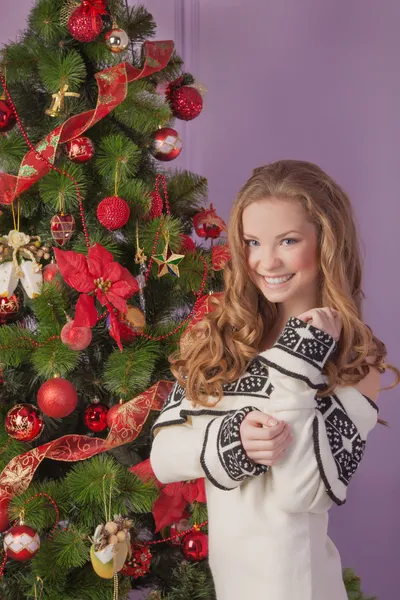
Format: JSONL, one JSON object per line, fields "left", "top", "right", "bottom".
{"left": 2, "top": 1, "right": 400, "bottom": 597}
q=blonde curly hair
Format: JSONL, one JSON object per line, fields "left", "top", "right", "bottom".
{"left": 171, "top": 160, "right": 399, "bottom": 407}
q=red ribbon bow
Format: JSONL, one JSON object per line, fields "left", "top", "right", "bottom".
{"left": 81, "top": 0, "right": 108, "bottom": 28}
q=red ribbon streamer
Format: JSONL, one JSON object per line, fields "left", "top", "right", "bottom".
{"left": 0, "top": 40, "right": 174, "bottom": 205}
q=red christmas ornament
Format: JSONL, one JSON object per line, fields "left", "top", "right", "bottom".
{"left": 0, "top": 496, "right": 10, "bottom": 534}
{"left": 181, "top": 530, "right": 208, "bottom": 561}
{"left": 61, "top": 319, "right": 92, "bottom": 351}
{"left": 64, "top": 136, "right": 95, "bottom": 163}
{"left": 120, "top": 543, "right": 152, "bottom": 578}
{"left": 42, "top": 263, "right": 60, "bottom": 283}
{"left": 106, "top": 402, "right": 123, "bottom": 429}
{"left": 97, "top": 196, "right": 130, "bottom": 230}
{"left": 0, "top": 290, "right": 24, "bottom": 324}
{"left": 37, "top": 377, "right": 78, "bottom": 418}
{"left": 152, "top": 127, "right": 182, "bottom": 162}
{"left": 4, "top": 524, "right": 40, "bottom": 561}
{"left": 5, "top": 404, "right": 44, "bottom": 442}
{"left": 0, "top": 99, "right": 16, "bottom": 132}
{"left": 83, "top": 401, "right": 109, "bottom": 432}
{"left": 211, "top": 244, "right": 231, "bottom": 271}
{"left": 179, "top": 234, "right": 196, "bottom": 254}
{"left": 166, "top": 82, "right": 203, "bottom": 121}
{"left": 50, "top": 213, "right": 76, "bottom": 246}
{"left": 67, "top": 3, "right": 104, "bottom": 43}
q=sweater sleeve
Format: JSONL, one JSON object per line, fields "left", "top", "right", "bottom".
{"left": 150, "top": 383, "right": 268, "bottom": 489}
{"left": 260, "top": 317, "right": 378, "bottom": 511}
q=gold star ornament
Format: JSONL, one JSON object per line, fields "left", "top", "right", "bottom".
{"left": 152, "top": 243, "right": 185, "bottom": 277}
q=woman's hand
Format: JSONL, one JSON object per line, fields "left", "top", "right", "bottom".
{"left": 297, "top": 307, "right": 343, "bottom": 341}
{"left": 240, "top": 412, "right": 292, "bottom": 466}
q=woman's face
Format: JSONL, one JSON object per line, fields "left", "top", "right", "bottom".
{"left": 242, "top": 197, "right": 320, "bottom": 314}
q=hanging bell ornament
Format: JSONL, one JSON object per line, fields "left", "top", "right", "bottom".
{"left": 45, "top": 85, "right": 80, "bottom": 118}
{"left": 104, "top": 28, "right": 129, "bottom": 53}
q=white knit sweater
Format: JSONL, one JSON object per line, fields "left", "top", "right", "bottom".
{"left": 150, "top": 317, "right": 378, "bottom": 600}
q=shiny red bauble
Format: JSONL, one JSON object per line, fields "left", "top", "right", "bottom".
{"left": 181, "top": 530, "right": 208, "bottom": 561}
{"left": 168, "top": 86, "right": 203, "bottom": 121}
{"left": 64, "top": 136, "right": 95, "bottom": 163}
{"left": 97, "top": 196, "right": 130, "bottom": 230}
{"left": 67, "top": 5, "right": 103, "bottom": 43}
{"left": 0, "top": 496, "right": 10, "bottom": 534}
{"left": 83, "top": 402, "right": 109, "bottom": 432}
{"left": 37, "top": 377, "right": 78, "bottom": 418}
{"left": 152, "top": 127, "right": 182, "bottom": 162}
{"left": 0, "top": 99, "right": 16, "bottom": 132}
{"left": 50, "top": 213, "right": 76, "bottom": 246}
{"left": 61, "top": 320, "right": 92, "bottom": 351}
{"left": 4, "top": 524, "right": 40, "bottom": 561}
{"left": 106, "top": 402, "right": 123, "bottom": 429}
{"left": 42, "top": 263, "right": 60, "bottom": 283}
{"left": 0, "top": 289, "right": 24, "bottom": 324}
{"left": 5, "top": 404, "right": 44, "bottom": 442}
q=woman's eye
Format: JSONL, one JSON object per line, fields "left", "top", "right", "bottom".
{"left": 244, "top": 239, "right": 260, "bottom": 247}
{"left": 281, "top": 238, "right": 298, "bottom": 246}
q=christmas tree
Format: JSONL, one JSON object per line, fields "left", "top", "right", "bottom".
{"left": 0, "top": 1, "right": 227, "bottom": 598}
{"left": 0, "top": 2, "right": 379, "bottom": 599}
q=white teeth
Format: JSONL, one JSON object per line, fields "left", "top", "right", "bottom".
{"left": 264, "top": 274, "right": 293, "bottom": 284}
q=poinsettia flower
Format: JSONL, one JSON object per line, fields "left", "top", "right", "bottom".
{"left": 130, "top": 459, "right": 206, "bottom": 532}
{"left": 53, "top": 243, "right": 139, "bottom": 349}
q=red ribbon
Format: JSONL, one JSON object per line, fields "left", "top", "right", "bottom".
{"left": 81, "top": 0, "right": 108, "bottom": 29}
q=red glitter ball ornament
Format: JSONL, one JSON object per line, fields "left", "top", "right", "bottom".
{"left": 97, "top": 196, "right": 130, "bottom": 230}
{"left": 61, "top": 320, "right": 92, "bottom": 351}
{"left": 64, "top": 136, "right": 95, "bottom": 163}
{"left": 167, "top": 86, "right": 203, "bottom": 121}
{"left": 50, "top": 213, "right": 76, "bottom": 246}
{"left": 181, "top": 530, "right": 208, "bottom": 561}
{"left": 0, "top": 99, "right": 16, "bottom": 132}
{"left": 4, "top": 524, "right": 40, "bottom": 561}
{"left": 37, "top": 377, "right": 78, "bottom": 418}
{"left": 0, "top": 496, "right": 10, "bottom": 534}
{"left": 5, "top": 404, "right": 44, "bottom": 442}
{"left": 120, "top": 543, "right": 152, "bottom": 578}
{"left": 152, "top": 127, "right": 182, "bottom": 162}
{"left": 67, "top": 5, "right": 103, "bottom": 43}
{"left": 83, "top": 401, "right": 109, "bottom": 432}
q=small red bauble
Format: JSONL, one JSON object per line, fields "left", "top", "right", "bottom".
{"left": 0, "top": 99, "right": 16, "bottom": 132}
{"left": 50, "top": 213, "right": 76, "bottom": 246}
{"left": 0, "top": 290, "right": 24, "bottom": 324}
{"left": 106, "top": 402, "right": 123, "bottom": 429}
{"left": 61, "top": 320, "right": 92, "bottom": 351}
{"left": 168, "top": 86, "right": 203, "bottom": 121}
{"left": 83, "top": 401, "right": 109, "bottom": 432}
{"left": 37, "top": 377, "right": 78, "bottom": 418}
{"left": 203, "top": 224, "right": 222, "bottom": 239}
{"left": 152, "top": 128, "right": 182, "bottom": 162}
{"left": 120, "top": 543, "right": 152, "bottom": 578}
{"left": 97, "top": 196, "right": 130, "bottom": 230}
{"left": 181, "top": 530, "right": 208, "bottom": 561}
{"left": 64, "top": 136, "right": 95, "bottom": 163}
{"left": 0, "top": 496, "right": 10, "bottom": 534}
{"left": 67, "top": 5, "right": 103, "bottom": 43}
{"left": 5, "top": 404, "right": 44, "bottom": 442}
{"left": 42, "top": 263, "right": 60, "bottom": 283}
{"left": 4, "top": 524, "right": 40, "bottom": 561}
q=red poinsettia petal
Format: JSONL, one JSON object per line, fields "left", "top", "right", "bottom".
{"left": 108, "top": 308, "right": 123, "bottom": 350}
{"left": 110, "top": 278, "right": 139, "bottom": 300}
{"left": 163, "top": 482, "right": 185, "bottom": 498}
{"left": 183, "top": 480, "right": 207, "bottom": 504}
{"left": 53, "top": 248, "right": 93, "bottom": 293}
{"left": 87, "top": 243, "right": 114, "bottom": 279}
{"left": 106, "top": 291, "right": 128, "bottom": 314}
{"left": 74, "top": 294, "right": 98, "bottom": 327}
{"left": 153, "top": 491, "right": 188, "bottom": 532}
